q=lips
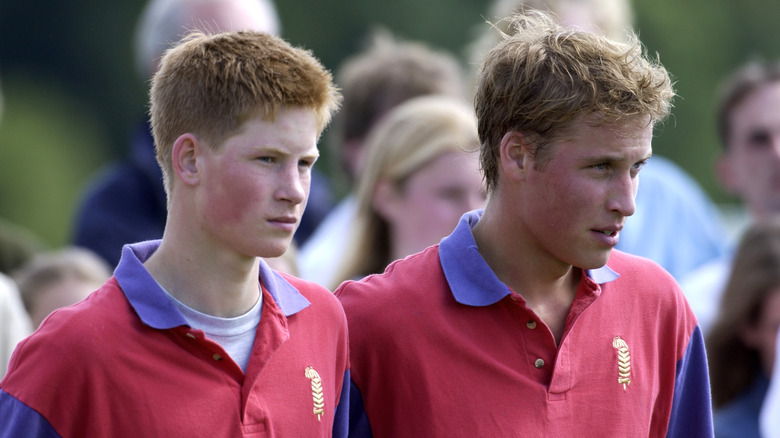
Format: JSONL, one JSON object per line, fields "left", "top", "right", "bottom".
{"left": 267, "top": 215, "right": 299, "bottom": 232}
{"left": 269, "top": 216, "right": 297, "bottom": 224}
{"left": 592, "top": 225, "right": 622, "bottom": 247}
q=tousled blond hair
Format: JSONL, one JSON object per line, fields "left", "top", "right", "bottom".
{"left": 474, "top": 11, "right": 674, "bottom": 193}
{"left": 150, "top": 30, "right": 341, "bottom": 197}
{"left": 466, "top": 0, "right": 634, "bottom": 73}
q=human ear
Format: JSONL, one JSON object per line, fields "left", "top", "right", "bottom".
{"left": 171, "top": 133, "right": 200, "bottom": 186}
{"left": 372, "top": 179, "right": 402, "bottom": 222}
{"left": 499, "top": 131, "right": 530, "bottom": 182}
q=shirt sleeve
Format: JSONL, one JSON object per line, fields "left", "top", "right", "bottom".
{"left": 0, "top": 390, "right": 60, "bottom": 438}
{"left": 665, "top": 325, "right": 714, "bottom": 437}
{"left": 332, "top": 369, "right": 351, "bottom": 438}
{"left": 346, "top": 378, "right": 373, "bottom": 438}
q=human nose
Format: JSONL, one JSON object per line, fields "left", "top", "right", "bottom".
{"left": 276, "top": 165, "right": 307, "bottom": 204}
{"left": 607, "top": 172, "right": 637, "bottom": 217}
{"left": 771, "top": 134, "right": 780, "bottom": 159}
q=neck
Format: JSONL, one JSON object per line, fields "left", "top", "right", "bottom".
{"left": 473, "top": 200, "right": 579, "bottom": 343}
{"left": 474, "top": 201, "right": 577, "bottom": 293}
{"left": 145, "top": 225, "right": 261, "bottom": 318}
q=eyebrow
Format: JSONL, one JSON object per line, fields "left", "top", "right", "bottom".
{"left": 582, "top": 152, "right": 652, "bottom": 164}
{"left": 254, "top": 145, "right": 320, "bottom": 159}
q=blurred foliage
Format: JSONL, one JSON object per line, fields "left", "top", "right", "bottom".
{"left": 0, "top": 74, "right": 111, "bottom": 246}
{"left": 1, "top": 0, "right": 779, "bottom": 247}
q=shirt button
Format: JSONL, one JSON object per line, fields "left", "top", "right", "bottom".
{"left": 526, "top": 320, "right": 537, "bottom": 329}
{"left": 213, "top": 353, "right": 223, "bottom": 361}
{"left": 534, "top": 358, "right": 545, "bottom": 368}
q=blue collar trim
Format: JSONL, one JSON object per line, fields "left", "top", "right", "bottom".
{"left": 439, "top": 210, "right": 620, "bottom": 307}
{"left": 114, "top": 240, "right": 310, "bottom": 329}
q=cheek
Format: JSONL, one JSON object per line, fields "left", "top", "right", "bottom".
{"left": 204, "top": 169, "right": 263, "bottom": 225}
{"left": 529, "top": 177, "right": 587, "bottom": 226}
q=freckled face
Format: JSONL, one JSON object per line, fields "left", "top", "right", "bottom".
{"left": 516, "top": 118, "right": 653, "bottom": 270}
{"left": 196, "top": 107, "right": 319, "bottom": 259}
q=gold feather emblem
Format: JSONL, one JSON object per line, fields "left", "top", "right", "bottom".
{"left": 305, "top": 366, "right": 325, "bottom": 420}
{"left": 612, "top": 336, "right": 631, "bottom": 390}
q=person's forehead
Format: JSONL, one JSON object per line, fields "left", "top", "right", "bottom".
{"left": 730, "top": 82, "right": 780, "bottom": 129}
{"left": 564, "top": 113, "right": 653, "bottom": 138}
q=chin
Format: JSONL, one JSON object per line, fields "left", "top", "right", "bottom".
{"left": 577, "top": 251, "right": 612, "bottom": 270}
{"left": 261, "top": 246, "right": 288, "bottom": 259}
{"left": 253, "top": 239, "right": 291, "bottom": 259}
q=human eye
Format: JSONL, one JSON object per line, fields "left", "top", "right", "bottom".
{"left": 298, "top": 157, "right": 315, "bottom": 168}
{"left": 436, "top": 186, "right": 466, "bottom": 202}
{"left": 631, "top": 159, "right": 648, "bottom": 173}
{"left": 747, "top": 129, "right": 772, "bottom": 149}
{"left": 587, "top": 161, "right": 611, "bottom": 174}
{"left": 255, "top": 155, "right": 276, "bottom": 164}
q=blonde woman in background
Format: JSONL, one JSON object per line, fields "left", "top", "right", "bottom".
{"left": 330, "top": 95, "right": 485, "bottom": 290}
{"left": 706, "top": 219, "right": 780, "bottom": 438}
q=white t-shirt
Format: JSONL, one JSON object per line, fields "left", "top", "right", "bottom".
{"left": 164, "top": 289, "right": 262, "bottom": 373}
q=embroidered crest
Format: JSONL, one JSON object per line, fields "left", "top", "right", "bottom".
{"left": 305, "top": 366, "right": 325, "bottom": 420}
{"left": 612, "top": 336, "right": 631, "bottom": 390}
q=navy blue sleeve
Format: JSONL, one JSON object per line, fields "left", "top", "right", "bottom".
{"left": 0, "top": 390, "right": 60, "bottom": 438}
{"left": 332, "top": 369, "right": 351, "bottom": 438}
{"left": 347, "top": 379, "right": 373, "bottom": 438}
{"left": 666, "top": 325, "right": 714, "bottom": 438}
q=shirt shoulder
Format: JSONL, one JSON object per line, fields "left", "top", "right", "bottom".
{"left": 280, "top": 273, "right": 348, "bottom": 327}
{"left": 1, "top": 278, "right": 135, "bottom": 413}
{"left": 335, "top": 246, "right": 445, "bottom": 336}
{"left": 335, "top": 246, "right": 442, "bottom": 299}
{"left": 9, "top": 278, "right": 129, "bottom": 363}
{"left": 606, "top": 249, "right": 685, "bottom": 302}
{"left": 608, "top": 249, "right": 676, "bottom": 280}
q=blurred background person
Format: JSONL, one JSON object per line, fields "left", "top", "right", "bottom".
{"left": 0, "top": 273, "right": 32, "bottom": 379}
{"left": 0, "top": 74, "right": 34, "bottom": 379}
{"left": 70, "top": 0, "right": 288, "bottom": 268}
{"left": 682, "top": 60, "right": 780, "bottom": 334}
{"left": 13, "top": 247, "right": 111, "bottom": 329}
{"left": 465, "top": 0, "right": 729, "bottom": 282}
{"left": 705, "top": 219, "right": 780, "bottom": 438}
{"left": 329, "top": 95, "right": 484, "bottom": 289}
{"left": 298, "top": 31, "right": 468, "bottom": 288}
{"left": 0, "top": 218, "right": 45, "bottom": 277}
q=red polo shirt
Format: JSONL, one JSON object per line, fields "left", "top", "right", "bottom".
{"left": 0, "top": 241, "right": 349, "bottom": 437}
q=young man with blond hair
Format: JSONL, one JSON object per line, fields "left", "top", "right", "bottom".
{"left": 0, "top": 31, "right": 349, "bottom": 437}
{"left": 337, "top": 12, "right": 712, "bottom": 437}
